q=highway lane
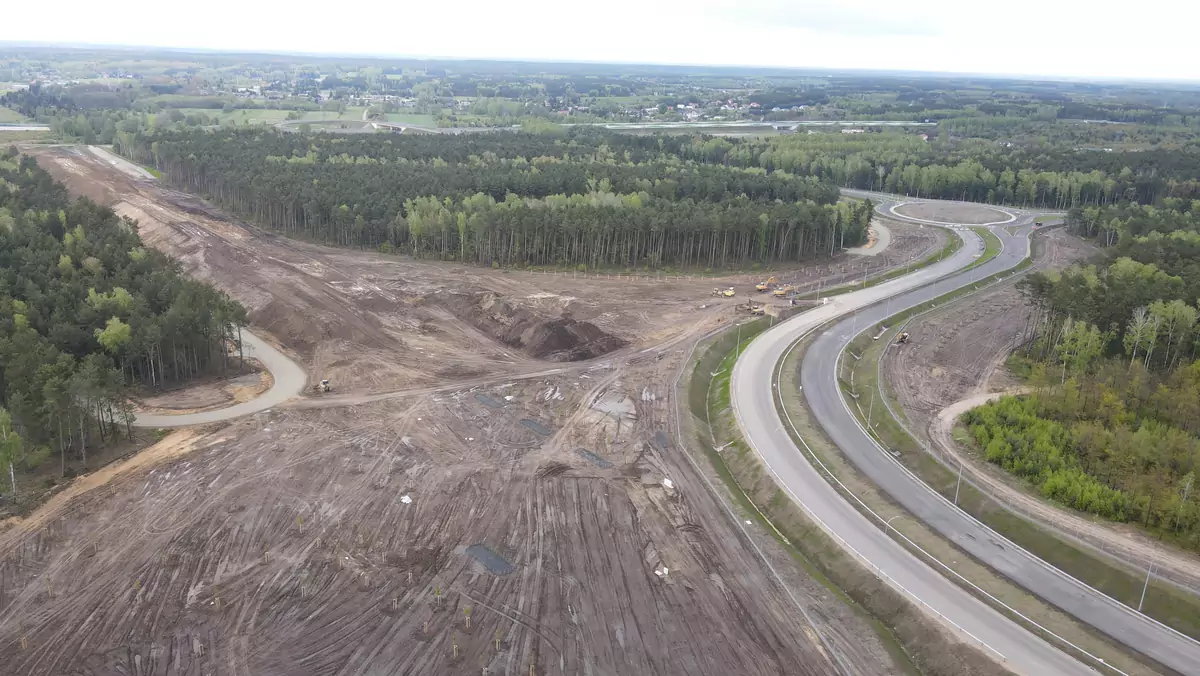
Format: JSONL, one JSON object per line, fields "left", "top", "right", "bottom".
{"left": 733, "top": 210, "right": 1100, "bottom": 675}
{"left": 800, "top": 230, "right": 1200, "bottom": 672}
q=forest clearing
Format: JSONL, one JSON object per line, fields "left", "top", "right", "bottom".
{"left": 0, "top": 146, "right": 942, "bottom": 675}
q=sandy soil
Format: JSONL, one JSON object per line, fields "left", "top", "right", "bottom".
{"left": 894, "top": 202, "right": 1012, "bottom": 225}
{"left": 879, "top": 228, "right": 1200, "bottom": 595}
{"left": 0, "top": 146, "right": 955, "bottom": 675}
{"left": 138, "top": 371, "right": 273, "bottom": 415}
{"left": 883, "top": 227, "right": 1094, "bottom": 419}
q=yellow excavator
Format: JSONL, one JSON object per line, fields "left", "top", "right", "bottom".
{"left": 711, "top": 287, "right": 736, "bottom": 298}
{"left": 773, "top": 284, "right": 794, "bottom": 298}
{"left": 755, "top": 276, "right": 776, "bottom": 292}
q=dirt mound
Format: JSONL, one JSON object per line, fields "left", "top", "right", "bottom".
{"left": 430, "top": 291, "right": 626, "bottom": 361}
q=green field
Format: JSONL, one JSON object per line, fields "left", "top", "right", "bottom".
{"left": 384, "top": 112, "right": 437, "bottom": 127}
{"left": 163, "top": 107, "right": 368, "bottom": 126}
{"left": 0, "top": 107, "right": 30, "bottom": 123}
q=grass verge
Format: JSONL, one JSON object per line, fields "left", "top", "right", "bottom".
{"left": 964, "top": 226, "right": 1002, "bottom": 271}
{"left": 844, "top": 251, "right": 1200, "bottom": 645}
{"left": 795, "top": 223, "right": 963, "bottom": 301}
{"left": 814, "top": 257, "right": 1188, "bottom": 674}
{"left": 685, "top": 317, "right": 1007, "bottom": 676}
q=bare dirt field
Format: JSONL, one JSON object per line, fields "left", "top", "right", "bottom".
{"left": 894, "top": 202, "right": 1012, "bottom": 225}
{"left": 138, "top": 368, "right": 272, "bottom": 415}
{"left": 0, "top": 146, "right": 949, "bottom": 675}
{"left": 883, "top": 227, "right": 1094, "bottom": 421}
{"left": 884, "top": 225, "right": 1200, "bottom": 595}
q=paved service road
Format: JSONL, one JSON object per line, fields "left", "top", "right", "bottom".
{"left": 133, "top": 330, "right": 307, "bottom": 428}
{"left": 795, "top": 219, "right": 1200, "bottom": 673}
{"left": 732, "top": 198, "right": 1198, "bottom": 675}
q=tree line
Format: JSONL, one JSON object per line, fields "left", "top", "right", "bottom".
{"left": 964, "top": 198, "right": 1200, "bottom": 548}
{"left": 0, "top": 149, "right": 246, "bottom": 496}
{"left": 115, "top": 128, "right": 869, "bottom": 267}
{"left": 685, "top": 133, "right": 1200, "bottom": 207}
{"left": 964, "top": 353, "right": 1200, "bottom": 548}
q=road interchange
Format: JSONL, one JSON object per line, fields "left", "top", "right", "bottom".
{"left": 733, "top": 196, "right": 1200, "bottom": 675}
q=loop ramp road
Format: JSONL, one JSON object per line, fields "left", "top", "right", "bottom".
{"left": 734, "top": 198, "right": 1200, "bottom": 675}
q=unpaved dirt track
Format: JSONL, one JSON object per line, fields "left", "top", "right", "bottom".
{"left": 787, "top": 210, "right": 1200, "bottom": 674}
{"left": 0, "top": 147, "right": 950, "bottom": 676}
{"left": 133, "top": 330, "right": 306, "bottom": 428}
{"left": 890, "top": 229, "right": 1200, "bottom": 599}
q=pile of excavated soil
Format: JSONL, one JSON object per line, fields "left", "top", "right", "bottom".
{"left": 430, "top": 291, "right": 626, "bottom": 361}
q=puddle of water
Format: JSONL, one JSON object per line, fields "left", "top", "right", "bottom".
{"left": 465, "top": 543, "right": 514, "bottom": 575}
{"left": 576, "top": 448, "right": 613, "bottom": 468}
{"left": 474, "top": 393, "right": 503, "bottom": 408}
{"left": 520, "top": 419, "right": 553, "bottom": 436}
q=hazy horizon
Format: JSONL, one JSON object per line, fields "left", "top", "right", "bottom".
{"left": 3, "top": 0, "right": 1197, "bottom": 82}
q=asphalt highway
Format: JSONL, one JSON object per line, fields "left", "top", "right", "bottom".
{"left": 730, "top": 198, "right": 1200, "bottom": 675}
{"left": 795, "top": 209, "right": 1200, "bottom": 673}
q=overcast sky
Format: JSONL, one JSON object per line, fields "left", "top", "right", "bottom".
{"left": 3, "top": 0, "right": 1196, "bottom": 82}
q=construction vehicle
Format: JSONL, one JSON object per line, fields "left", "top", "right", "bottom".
{"left": 773, "top": 284, "right": 795, "bottom": 298}
{"left": 313, "top": 379, "right": 333, "bottom": 393}
{"left": 741, "top": 301, "right": 766, "bottom": 315}
{"left": 896, "top": 332, "right": 910, "bottom": 345}
{"left": 755, "top": 276, "right": 777, "bottom": 292}
{"left": 710, "top": 286, "right": 735, "bottom": 298}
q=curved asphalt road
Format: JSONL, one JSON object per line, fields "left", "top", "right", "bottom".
{"left": 795, "top": 212, "right": 1200, "bottom": 673}
{"left": 733, "top": 197, "right": 1197, "bottom": 675}
{"left": 132, "top": 330, "right": 307, "bottom": 428}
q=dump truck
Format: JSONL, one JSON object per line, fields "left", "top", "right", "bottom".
{"left": 313, "top": 379, "right": 333, "bottom": 393}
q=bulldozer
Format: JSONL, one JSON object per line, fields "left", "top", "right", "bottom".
{"left": 711, "top": 287, "right": 735, "bottom": 298}
{"left": 755, "top": 276, "right": 777, "bottom": 292}
{"left": 896, "top": 332, "right": 910, "bottom": 345}
{"left": 313, "top": 379, "right": 333, "bottom": 393}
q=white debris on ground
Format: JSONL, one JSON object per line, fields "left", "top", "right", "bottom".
{"left": 641, "top": 387, "right": 656, "bottom": 402}
{"left": 655, "top": 566, "right": 670, "bottom": 579}
{"left": 400, "top": 495, "right": 413, "bottom": 504}
{"left": 543, "top": 386, "right": 565, "bottom": 401}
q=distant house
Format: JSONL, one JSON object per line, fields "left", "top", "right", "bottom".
{"left": 841, "top": 128, "right": 865, "bottom": 134}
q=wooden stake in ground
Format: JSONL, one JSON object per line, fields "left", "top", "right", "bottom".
{"left": 452, "top": 634, "right": 459, "bottom": 659}
{"left": 464, "top": 606, "right": 471, "bottom": 630}
{"left": 495, "top": 629, "right": 502, "bottom": 651}
{"left": 391, "top": 597, "right": 399, "bottom": 612}
{"left": 297, "top": 515, "right": 303, "bottom": 534}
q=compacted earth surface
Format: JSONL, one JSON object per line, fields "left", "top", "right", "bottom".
{"left": 0, "top": 146, "right": 947, "bottom": 676}
{"left": 893, "top": 201, "right": 1013, "bottom": 225}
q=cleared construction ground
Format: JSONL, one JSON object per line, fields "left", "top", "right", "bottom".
{"left": 0, "top": 146, "right": 944, "bottom": 675}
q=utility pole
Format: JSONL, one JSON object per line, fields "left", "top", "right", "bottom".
{"left": 867, "top": 390, "right": 874, "bottom": 430}
{"left": 1139, "top": 564, "right": 1156, "bottom": 612}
